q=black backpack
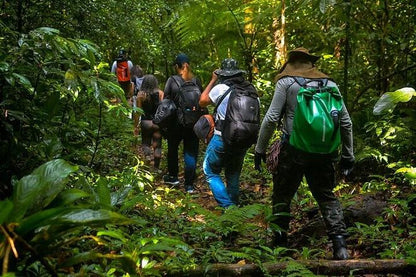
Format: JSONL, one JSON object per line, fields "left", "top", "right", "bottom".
{"left": 216, "top": 80, "right": 260, "bottom": 149}
{"left": 172, "top": 76, "right": 205, "bottom": 128}
{"left": 152, "top": 99, "right": 177, "bottom": 137}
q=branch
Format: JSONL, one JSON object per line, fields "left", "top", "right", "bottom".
{"left": 88, "top": 101, "right": 103, "bottom": 168}
{"left": 227, "top": 5, "right": 248, "bottom": 50}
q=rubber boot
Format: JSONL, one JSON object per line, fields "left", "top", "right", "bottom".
{"left": 332, "top": 235, "right": 349, "bottom": 260}
{"left": 273, "top": 231, "right": 288, "bottom": 248}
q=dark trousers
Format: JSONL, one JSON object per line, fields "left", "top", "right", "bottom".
{"left": 167, "top": 126, "right": 199, "bottom": 186}
{"left": 272, "top": 143, "right": 347, "bottom": 237}
{"left": 118, "top": 81, "right": 131, "bottom": 99}
{"left": 140, "top": 119, "right": 162, "bottom": 168}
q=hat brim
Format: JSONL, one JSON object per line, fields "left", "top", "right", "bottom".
{"left": 215, "top": 69, "right": 246, "bottom": 77}
{"left": 288, "top": 51, "right": 320, "bottom": 63}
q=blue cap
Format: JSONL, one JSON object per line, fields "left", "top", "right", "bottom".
{"left": 173, "top": 53, "right": 190, "bottom": 66}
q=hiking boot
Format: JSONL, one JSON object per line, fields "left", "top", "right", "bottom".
{"left": 185, "top": 185, "right": 195, "bottom": 194}
{"left": 163, "top": 175, "right": 179, "bottom": 185}
{"left": 332, "top": 235, "right": 349, "bottom": 260}
{"left": 273, "top": 231, "right": 288, "bottom": 248}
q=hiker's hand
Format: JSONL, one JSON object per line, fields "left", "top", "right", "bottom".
{"left": 211, "top": 70, "right": 219, "bottom": 82}
{"left": 339, "top": 157, "right": 354, "bottom": 176}
{"left": 254, "top": 151, "right": 266, "bottom": 172}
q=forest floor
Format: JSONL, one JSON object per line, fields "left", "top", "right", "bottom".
{"left": 135, "top": 140, "right": 327, "bottom": 250}
{"left": 133, "top": 140, "right": 416, "bottom": 276}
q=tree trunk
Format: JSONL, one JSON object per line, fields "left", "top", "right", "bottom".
{"left": 343, "top": 0, "right": 351, "bottom": 106}
{"left": 168, "top": 259, "right": 415, "bottom": 276}
{"left": 274, "top": 0, "right": 286, "bottom": 68}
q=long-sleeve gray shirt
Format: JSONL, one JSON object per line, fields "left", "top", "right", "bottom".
{"left": 255, "top": 76, "right": 354, "bottom": 161}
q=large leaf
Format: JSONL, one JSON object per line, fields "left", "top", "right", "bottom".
{"left": 96, "top": 178, "right": 112, "bottom": 209}
{"left": 53, "top": 209, "right": 142, "bottom": 226}
{"left": 17, "top": 207, "right": 70, "bottom": 236}
{"left": 0, "top": 200, "right": 14, "bottom": 224}
{"left": 373, "top": 87, "right": 416, "bottom": 115}
{"left": 51, "top": 188, "right": 91, "bottom": 206}
{"left": 12, "top": 159, "right": 78, "bottom": 221}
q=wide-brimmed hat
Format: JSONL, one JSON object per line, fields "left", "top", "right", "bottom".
{"left": 214, "top": 58, "right": 246, "bottom": 77}
{"left": 287, "top": 47, "right": 320, "bottom": 63}
{"left": 173, "top": 53, "right": 190, "bottom": 66}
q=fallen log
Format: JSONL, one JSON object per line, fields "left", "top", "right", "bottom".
{"left": 168, "top": 259, "right": 415, "bottom": 276}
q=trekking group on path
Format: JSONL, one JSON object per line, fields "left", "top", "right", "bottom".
{"left": 111, "top": 47, "right": 355, "bottom": 260}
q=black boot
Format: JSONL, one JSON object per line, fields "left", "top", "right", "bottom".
{"left": 332, "top": 235, "right": 349, "bottom": 260}
{"left": 273, "top": 231, "right": 288, "bottom": 248}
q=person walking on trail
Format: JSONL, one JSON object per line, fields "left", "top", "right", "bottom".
{"left": 131, "top": 65, "right": 144, "bottom": 136}
{"left": 136, "top": 74, "right": 164, "bottom": 170}
{"left": 199, "top": 58, "right": 259, "bottom": 209}
{"left": 254, "top": 47, "right": 354, "bottom": 260}
{"left": 163, "top": 53, "right": 204, "bottom": 193}
{"left": 111, "top": 49, "right": 134, "bottom": 99}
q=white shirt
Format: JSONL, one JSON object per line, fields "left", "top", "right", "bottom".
{"left": 209, "top": 83, "right": 232, "bottom": 135}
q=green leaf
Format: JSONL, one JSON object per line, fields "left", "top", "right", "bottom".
{"left": 12, "top": 159, "right": 78, "bottom": 220}
{"left": 61, "top": 251, "right": 123, "bottom": 266}
{"left": 373, "top": 87, "right": 416, "bottom": 115}
{"left": 52, "top": 189, "right": 91, "bottom": 206}
{"left": 55, "top": 209, "right": 136, "bottom": 226}
{"left": 97, "top": 230, "right": 128, "bottom": 242}
{"left": 96, "top": 179, "right": 112, "bottom": 208}
{"left": 62, "top": 252, "right": 137, "bottom": 273}
{"left": 0, "top": 61, "right": 9, "bottom": 72}
{"left": 138, "top": 242, "right": 175, "bottom": 254}
{"left": 17, "top": 207, "right": 69, "bottom": 236}
{"left": 395, "top": 167, "right": 416, "bottom": 180}
{"left": 33, "top": 27, "right": 60, "bottom": 36}
{"left": 12, "top": 73, "right": 33, "bottom": 90}
{"left": 0, "top": 200, "right": 14, "bottom": 224}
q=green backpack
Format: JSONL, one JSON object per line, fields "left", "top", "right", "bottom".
{"left": 289, "top": 77, "right": 343, "bottom": 154}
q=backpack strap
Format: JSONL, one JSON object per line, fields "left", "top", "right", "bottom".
{"left": 214, "top": 86, "right": 233, "bottom": 131}
{"left": 294, "top": 77, "right": 329, "bottom": 88}
{"left": 213, "top": 86, "right": 233, "bottom": 115}
{"left": 294, "top": 77, "right": 306, "bottom": 86}
{"left": 171, "top": 75, "right": 184, "bottom": 104}
{"left": 171, "top": 75, "right": 182, "bottom": 88}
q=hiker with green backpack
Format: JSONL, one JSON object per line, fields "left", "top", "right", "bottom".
{"left": 254, "top": 47, "right": 354, "bottom": 260}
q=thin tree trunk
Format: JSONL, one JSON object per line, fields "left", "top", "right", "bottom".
{"left": 343, "top": 0, "right": 351, "bottom": 106}
{"left": 274, "top": 0, "right": 286, "bottom": 68}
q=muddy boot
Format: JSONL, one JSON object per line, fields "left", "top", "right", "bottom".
{"left": 331, "top": 235, "right": 349, "bottom": 260}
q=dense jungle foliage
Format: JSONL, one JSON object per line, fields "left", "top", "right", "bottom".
{"left": 1, "top": 0, "right": 416, "bottom": 276}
